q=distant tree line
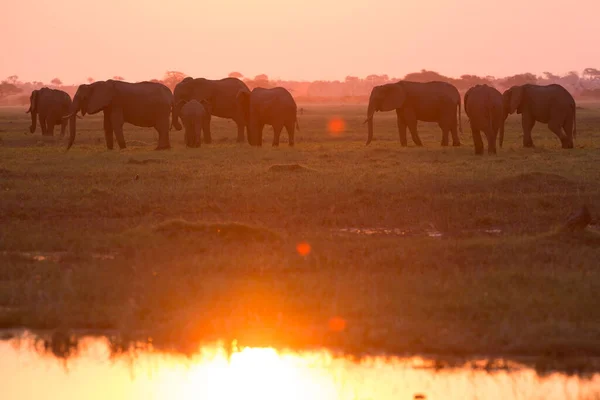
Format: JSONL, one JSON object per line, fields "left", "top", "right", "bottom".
{"left": 3, "top": 68, "right": 600, "bottom": 105}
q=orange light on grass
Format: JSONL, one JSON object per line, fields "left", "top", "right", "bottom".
{"left": 328, "top": 317, "right": 346, "bottom": 332}
{"left": 327, "top": 117, "right": 346, "bottom": 136}
{"left": 296, "top": 242, "right": 311, "bottom": 256}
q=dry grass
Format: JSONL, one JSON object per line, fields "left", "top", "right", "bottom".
{"left": 1, "top": 103, "right": 600, "bottom": 369}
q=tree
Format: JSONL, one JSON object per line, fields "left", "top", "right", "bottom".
{"left": 6, "top": 75, "right": 19, "bottom": 85}
{"left": 365, "top": 74, "right": 379, "bottom": 85}
{"left": 112, "top": 76, "right": 125, "bottom": 81}
{"left": 228, "top": 71, "right": 243, "bottom": 79}
{"left": 404, "top": 69, "right": 452, "bottom": 83}
{"left": 542, "top": 71, "right": 560, "bottom": 81}
{"left": 162, "top": 71, "right": 187, "bottom": 90}
{"left": 344, "top": 76, "right": 360, "bottom": 96}
{"left": 51, "top": 78, "right": 62, "bottom": 86}
{"left": 252, "top": 74, "right": 271, "bottom": 88}
{"left": 583, "top": 68, "right": 600, "bottom": 80}
{"left": 0, "top": 81, "right": 22, "bottom": 99}
{"left": 455, "top": 74, "right": 492, "bottom": 90}
{"left": 500, "top": 73, "right": 538, "bottom": 88}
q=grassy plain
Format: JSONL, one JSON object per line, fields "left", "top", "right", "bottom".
{"left": 1, "top": 104, "right": 600, "bottom": 366}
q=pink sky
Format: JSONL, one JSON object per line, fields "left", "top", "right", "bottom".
{"left": 3, "top": 0, "right": 599, "bottom": 84}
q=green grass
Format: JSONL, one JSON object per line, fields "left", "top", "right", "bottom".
{"left": 1, "top": 103, "right": 600, "bottom": 368}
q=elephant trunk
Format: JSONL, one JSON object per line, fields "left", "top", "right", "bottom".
{"left": 246, "top": 120, "right": 255, "bottom": 146}
{"left": 499, "top": 111, "right": 508, "bottom": 148}
{"left": 171, "top": 104, "right": 182, "bottom": 131}
{"left": 66, "top": 100, "right": 81, "bottom": 150}
{"left": 365, "top": 101, "right": 376, "bottom": 145}
{"left": 29, "top": 109, "right": 37, "bottom": 134}
{"left": 67, "top": 114, "right": 77, "bottom": 150}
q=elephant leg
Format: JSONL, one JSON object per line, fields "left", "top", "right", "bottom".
{"left": 183, "top": 121, "right": 193, "bottom": 147}
{"left": 46, "top": 122, "right": 55, "bottom": 137}
{"left": 194, "top": 119, "right": 203, "bottom": 147}
{"left": 40, "top": 117, "right": 48, "bottom": 136}
{"left": 549, "top": 118, "right": 571, "bottom": 149}
{"left": 155, "top": 116, "right": 171, "bottom": 150}
{"left": 203, "top": 115, "right": 212, "bottom": 144}
{"left": 472, "top": 127, "right": 484, "bottom": 155}
{"left": 562, "top": 115, "right": 574, "bottom": 149}
{"left": 110, "top": 109, "right": 127, "bottom": 150}
{"left": 236, "top": 120, "right": 245, "bottom": 143}
{"left": 103, "top": 112, "right": 114, "bottom": 150}
{"left": 60, "top": 118, "right": 67, "bottom": 137}
{"left": 450, "top": 124, "right": 460, "bottom": 146}
{"left": 407, "top": 125, "right": 421, "bottom": 146}
{"left": 395, "top": 109, "right": 408, "bottom": 146}
{"left": 272, "top": 124, "right": 283, "bottom": 147}
{"left": 440, "top": 125, "right": 449, "bottom": 146}
{"left": 484, "top": 128, "right": 497, "bottom": 155}
{"left": 257, "top": 124, "right": 264, "bottom": 146}
{"left": 285, "top": 121, "right": 295, "bottom": 147}
{"left": 522, "top": 114, "right": 535, "bottom": 148}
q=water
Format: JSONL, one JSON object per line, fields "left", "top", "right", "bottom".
{"left": 335, "top": 227, "right": 503, "bottom": 238}
{"left": 2, "top": 332, "right": 600, "bottom": 399}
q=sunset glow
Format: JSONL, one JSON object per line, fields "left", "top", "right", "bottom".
{"left": 3, "top": 0, "right": 599, "bottom": 84}
{"left": 3, "top": 337, "right": 598, "bottom": 400}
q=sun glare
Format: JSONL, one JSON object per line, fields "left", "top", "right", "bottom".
{"left": 296, "top": 242, "right": 311, "bottom": 256}
{"left": 327, "top": 117, "right": 346, "bottom": 136}
{"left": 155, "top": 346, "right": 336, "bottom": 400}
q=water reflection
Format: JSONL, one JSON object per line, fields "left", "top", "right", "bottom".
{"left": 2, "top": 333, "right": 600, "bottom": 400}
{"left": 334, "top": 227, "right": 503, "bottom": 238}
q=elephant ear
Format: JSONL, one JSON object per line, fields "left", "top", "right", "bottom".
{"left": 27, "top": 90, "right": 38, "bottom": 114}
{"left": 379, "top": 84, "right": 406, "bottom": 111}
{"left": 86, "top": 81, "right": 115, "bottom": 115}
{"left": 200, "top": 99, "right": 213, "bottom": 114}
{"left": 508, "top": 86, "right": 523, "bottom": 115}
{"left": 174, "top": 100, "right": 187, "bottom": 116}
{"left": 463, "top": 90, "right": 470, "bottom": 115}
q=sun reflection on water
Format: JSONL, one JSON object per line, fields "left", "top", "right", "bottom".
{"left": 159, "top": 346, "right": 336, "bottom": 400}
{"left": 2, "top": 334, "right": 600, "bottom": 400}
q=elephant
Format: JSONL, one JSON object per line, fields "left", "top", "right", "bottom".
{"left": 26, "top": 88, "right": 72, "bottom": 136}
{"left": 172, "top": 77, "right": 250, "bottom": 143}
{"left": 502, "top": 84, "right": 576, "bottom": 149}
{"left": 236, "top": 87, "right": 299, "bottom": 146}
{"left": 464, "top": 84, "right": 505, "bottom": 155}
{"left": 365, "top": 80, "right": 462, "bottom": 146}
{"left": 173, "top": 99, "right": 212, "bottom": 148}
{"left": 64, "top": 80, "right": 173, "bottom": 150}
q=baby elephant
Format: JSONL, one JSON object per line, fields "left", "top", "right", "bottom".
{"left": 173, "top": 99, "right": 212, "bottom": 147}
{"left": 464, "top": 84, "right": 505, "bottom": 155}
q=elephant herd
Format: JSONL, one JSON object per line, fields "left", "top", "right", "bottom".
{"left": 25, "top": 77, "right": 578, "bottom": 154}
{"left": 366, "top": 81, "right": 577, "bottom": 154}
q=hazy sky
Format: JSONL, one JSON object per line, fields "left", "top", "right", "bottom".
{"left": 3, "top": 0, "right": 599, "bottom": 84}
